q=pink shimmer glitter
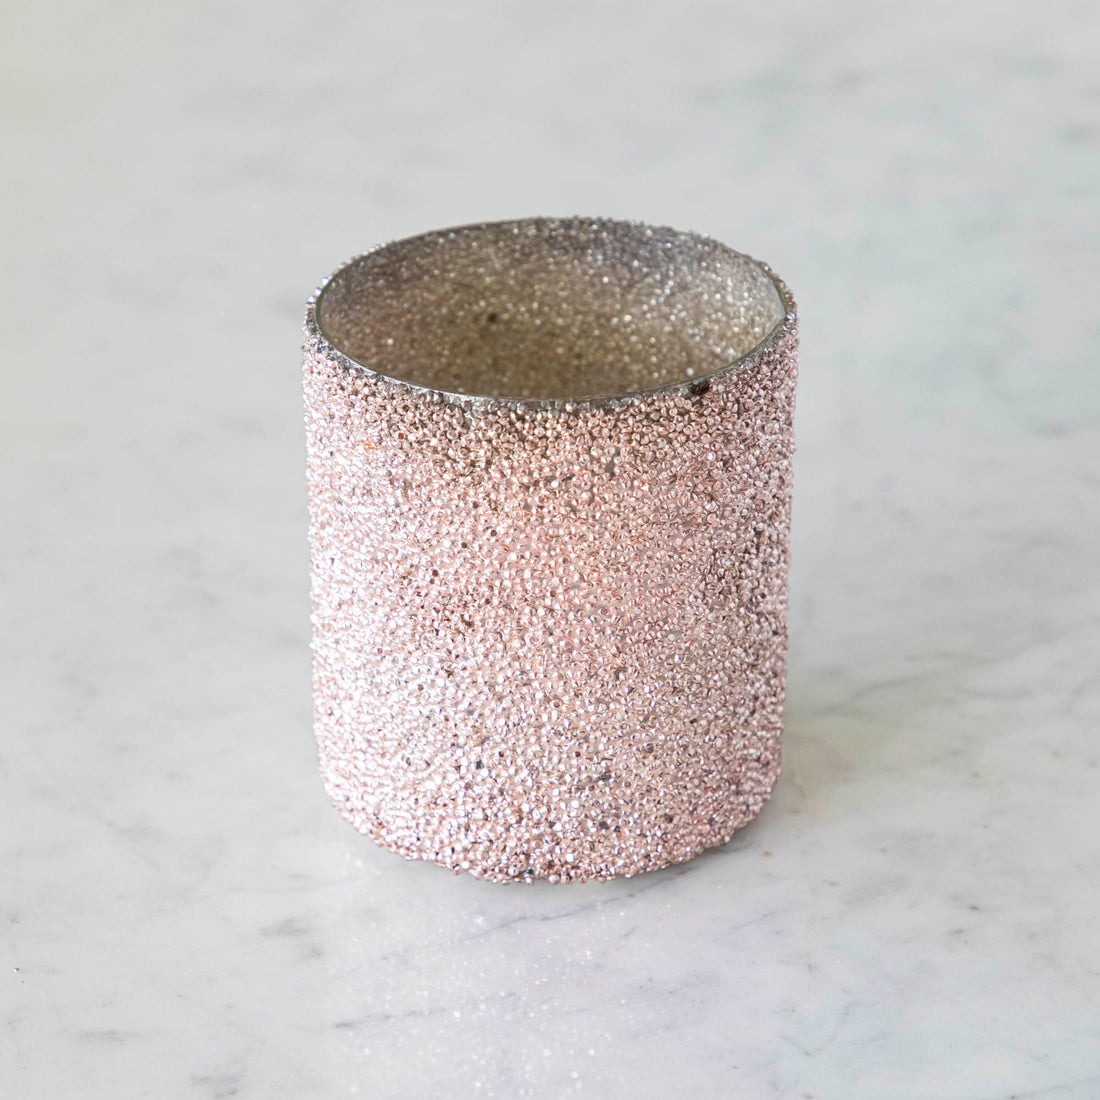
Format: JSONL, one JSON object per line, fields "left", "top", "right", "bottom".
{"left": 303, "top": 217, "right": 798, "bottom": 883}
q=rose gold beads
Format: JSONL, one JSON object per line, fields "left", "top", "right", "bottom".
{"left": 303, "top": 217, "right": 797, "bottom": 883}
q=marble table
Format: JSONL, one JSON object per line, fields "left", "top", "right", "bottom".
{"left": 3, "top": 1, "right": 1098, "bottom": 1096}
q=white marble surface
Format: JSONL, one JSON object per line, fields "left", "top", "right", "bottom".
{"left": 3, "top": 1, "right": 1099, "bottom": 1097}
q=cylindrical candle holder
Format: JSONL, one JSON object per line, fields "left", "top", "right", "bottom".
{"left": 303, "top": 216, "right": 797, "bottom": 883}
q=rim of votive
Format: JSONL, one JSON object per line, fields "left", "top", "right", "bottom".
{"left": 306, "top": 216, "right": 796, "bottom": 411}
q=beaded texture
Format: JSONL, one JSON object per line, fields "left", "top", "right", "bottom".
{"left": 303, "top": 218, "right": 798, "bottom": 883}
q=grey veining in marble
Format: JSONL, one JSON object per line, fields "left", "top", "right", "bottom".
{"left": 2, "top": 0, "right": 1098, "bottom": 1097}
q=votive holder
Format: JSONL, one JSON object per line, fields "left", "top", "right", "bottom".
{"left": 303, "top": 216, "right": 798, "bottom": 883}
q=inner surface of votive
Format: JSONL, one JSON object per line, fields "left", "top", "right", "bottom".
{"left": 316, "top": 217, "right": 786, "bottom": 401}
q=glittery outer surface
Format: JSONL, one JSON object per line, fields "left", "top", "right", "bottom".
{"left": 303, "top": 218, "right": 798, "bottom": 884}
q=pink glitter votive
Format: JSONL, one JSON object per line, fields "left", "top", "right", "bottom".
{"left": 303, "top": 217, "right": 798, "bottom": 883}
